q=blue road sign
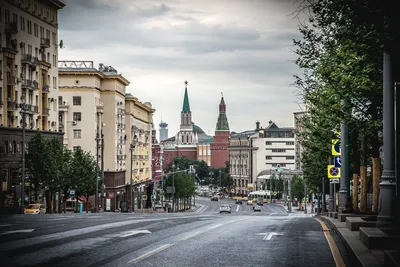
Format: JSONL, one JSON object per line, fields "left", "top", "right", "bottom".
{"left": 334, "top": 156, "right": 342, "bottom": 168}
{"left": 334, "top": 141, "right": 341, "bottom": 155}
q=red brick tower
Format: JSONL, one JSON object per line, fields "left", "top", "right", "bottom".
{"left": 210, "top": 93, "right": 230, "bottom": 168}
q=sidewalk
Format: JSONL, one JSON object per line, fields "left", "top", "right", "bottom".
{"left": 320, "top": 215, "right": 398, "bottom": 267}
{"left": 279, "top": 203, "right": 315, "bottom": 214}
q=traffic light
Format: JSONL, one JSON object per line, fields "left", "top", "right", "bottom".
{"left": 275, "top": 165, "right": 281, "bottom": 172}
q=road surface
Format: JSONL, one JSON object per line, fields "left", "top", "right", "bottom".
{"left": 0, "top": 197, "right": 355, "bottom": 266}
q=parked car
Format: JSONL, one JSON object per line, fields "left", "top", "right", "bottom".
{"left": 24, "top": 204, "right": 46, "bottom": 214}
{"left": 211, "top": 196, "right": 219, "bottom": 201}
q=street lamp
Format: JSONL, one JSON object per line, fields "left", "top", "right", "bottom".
{"left": 19, "top": 94, "right": 27, "bottom": 213}
{"left": 95, "top": 134, "right": 101, "bottom": 212}
{"left": 129, "top": 135, "right": 138, "bottom": 213}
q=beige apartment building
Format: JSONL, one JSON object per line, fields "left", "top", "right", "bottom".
{"left": 0, "top": 0, "right": 65, "bottom": 206}
{"left": 58, "top": 61, "right": 130, "bottom": 211}
{"left": 125, "top": 93, "right": 154, "bottom": 210}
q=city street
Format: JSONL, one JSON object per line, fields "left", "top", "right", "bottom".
{"left": 0, "top": 197, "right": 354, "bottom": 267}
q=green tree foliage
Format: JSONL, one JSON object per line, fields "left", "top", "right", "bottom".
{"left": 291, "top": 175, "right": 305, "bottom": 202}
{"left": 293, "top": 0, "right": 385, "bottom": 189}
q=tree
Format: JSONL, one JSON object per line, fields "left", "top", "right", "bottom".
{"left": 70, "top": 148, "right": 99, "bottom": 213}
{"left": 291, "top": 175, "right": 305, "bottom": 210}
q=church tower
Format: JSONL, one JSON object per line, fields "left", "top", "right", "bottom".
{"left": 210, "top": 93, "right": 230, "bottom": 168}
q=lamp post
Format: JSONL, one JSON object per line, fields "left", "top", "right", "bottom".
{"left": 101, "top": 126, "right": 105, "bottom": 211}
{"left": 95, "top": 134, "right": 100, "bottom": 212}
{"left": 19, "top": 94, "right": 27, "bottom": 213}
{"left": 129, "top": 135, "right": 138, "bottom": 213}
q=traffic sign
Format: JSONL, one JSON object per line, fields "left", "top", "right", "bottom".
{"left": 70, "top": 189, "right": 75, "bottom": 197}
{"left": 327, "top": 165, "right": 340, "bottom": 179}
{"left": 334, "top": 156, "right": 342, "bottom": 168}
{"left": 330, "top": 179, "right": 340, "bottom": 184}
{"left": 142, "top": 195, "right": 148, "bottom": 201}
{"left": 332, "top": 139, "right": 341, "bottom": 156}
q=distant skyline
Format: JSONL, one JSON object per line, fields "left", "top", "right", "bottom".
{"left": 59, "top": 0, "right": 306, "bottom": 137}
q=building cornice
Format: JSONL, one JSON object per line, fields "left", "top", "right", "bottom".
{"left": 59, "top": 71, "right": 130, "bottom": 86}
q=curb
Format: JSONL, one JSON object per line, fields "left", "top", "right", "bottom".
{"left": 321, "top": 215, "right": 384, "bottom": 267}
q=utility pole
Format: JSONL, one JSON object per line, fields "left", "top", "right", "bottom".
{"left": 20, "top": 95, "right": 27, "bottom": 213}
{"left": 304, "top": 180, "right": 307, "bottom": 214}
{"left": 95, "top": 135, "right": 100, "bottom": 212}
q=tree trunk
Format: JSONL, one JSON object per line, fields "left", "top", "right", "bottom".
{"left": 372, "top": 158, "right": 381, "bottom": 212}
{"left": 352, "top": 173, "right": 359, "bottom": 210}
{"left": 360, "top": 135, "right": 367, "bottom": 212}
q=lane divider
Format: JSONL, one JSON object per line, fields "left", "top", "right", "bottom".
{"left": 127, "top": 244, "right": 173, "bottom": 264}
{"left": 315, "top": 218, "right": 345, "bottom": 267}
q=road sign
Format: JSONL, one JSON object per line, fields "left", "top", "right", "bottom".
{"left": 189, "top": 165, "right": 196, "bottom": 174}
{"left": 334, "top": 156, "right": 342, "bottom": 168}
{"left": 70, "top": 189, "right": 75, "bottom": 197}
{"left": 332, "top": 139, "right": 341, "bottom": 156}
{"left": 166, "top": 186, "right": 175, "bottom": 194}
{"left": 142, "top": 195, "right": 147, "bottom": 201}
{"left": 327, "top": 165, "right": 340, "bottom": 178}
{"left": 330, "top": 179, "right": 340, "bottom": 184}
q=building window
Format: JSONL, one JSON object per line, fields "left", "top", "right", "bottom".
{"left": 265, "top": 141, "right": 272, "bottom": 145}
{"left": 73, "top": 96, "right": 81, "bottom": 105}
{"left": 73, "top": 129, "right": 81, "bottom": 139}
{"left": 286, "top": 142, "right": 294, "bottom": 146}
{"left": 286, "top": 156, "right": 295, "bottom": 160}
{"left": 73, "top": 112, "right": 82, "bottom": 121}
{"left": 265, "top": 156, "right": 272, "bottom": 160}
{"left": 271, "top": 149, "right": 286, "bottom": 153}
{"left": 73, "top": 146, "right": 81, "bottom": 151}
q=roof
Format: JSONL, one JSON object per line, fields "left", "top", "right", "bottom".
{"left": 182, "top": 87, "right": 190, "bottom": 112}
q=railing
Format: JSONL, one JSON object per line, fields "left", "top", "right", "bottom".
{"left": 7, "top": 101, "right": 18, "bottom": 110}
{"left": 21, "top": 54, "right": 32, "bottom": 64}
{"left": 32, "top": 80, "right": 39, "bottom": 90}
{"left": 7, "top": 76, "right": 16, "bottom": 86}
{"left": 40, "top": 38, "right": 50, "bottom": 48}
{"left": 42, "top": 107, "right": 50, "bottom": 116}
{"left": 42, "top": 85, "right": 50, "bottom": 93}
{"left": 5, "top": 22, "right": 18, "bottom": 34}
{"left": 21, "top": 79, "right": 33, "bottom": 89}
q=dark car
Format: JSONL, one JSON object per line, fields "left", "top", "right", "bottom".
{"left": 235, "top": 200, "right": 242, "bottom": 204}
{"left": 211, "top": 196, "right": 219, "bottom": 201}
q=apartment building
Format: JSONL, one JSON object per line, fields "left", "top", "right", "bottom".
{"left": 125, "top": 93, "right": 154, "bottom": 209}
{"left": 252, "top": 120, "right": 295, "bottom": 174}
{"left": 0, "top": 0, "right": 65, "bottom": 209}
{"left": 58, "top": 61, "right": 130, "bottom": 211}
{"left": 228, "top": 130, "right": 257, "bottom": 195}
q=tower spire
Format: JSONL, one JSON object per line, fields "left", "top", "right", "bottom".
{"left": 215, "top": 93, "right": 229, "bottom": 131}
{"left": 182, "top": 80, "right": 190, "bottom": 112}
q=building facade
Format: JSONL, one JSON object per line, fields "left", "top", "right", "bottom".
{"left": 228, "top": 130, "right": 257, "bottom": 195}
{"left": 197, "top": 138, "right": 212, "bottom": 166}
{"left": 293, "top": 111, "right": 306, "bottom": 170}
{"left": 58, "top": 61, "right": 130, "bottom": 211}
{"left": 210, "top": 94, "right": 230, "bottom": 168}
{"left": 252, "top": 121, "right": 296, "bottom": 176}
{"left": 0, "top": 0, "right": 65, "bottom": 211}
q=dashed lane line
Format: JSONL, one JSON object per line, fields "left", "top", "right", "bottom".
{"left": 127, "top": 244, "right": 174, "bottom": 264}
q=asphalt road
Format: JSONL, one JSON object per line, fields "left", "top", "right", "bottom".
{"left": 0, "top": 197, "right": 354, "bottom": 267}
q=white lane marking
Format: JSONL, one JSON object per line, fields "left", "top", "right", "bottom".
{"left": 256, "top": 232, "right": 284, "bottom": 240}
{"left": 127, "top": 244, "right": 173, "bottom": 264}
{"left": 47, "top": 218, "right": 71, "bottom": 221}
{"left": 270, "top": 213, "right": 276, "bottom": 216}
{"left": 0, "top": 224, "right": 13, "bottom": 227}
{"left": 119, "top": 229, "right": 151, "bottom": 238}
{"left": 0, "top": 229, "right": 34, "bottom": 236}
{"left": 180, "top": 231, "right": 202, "bottom": 241}
{"left": 207, "top": 223, "right": 223, "bottom": 230}
{"left": 236, "top": 205, "right": 240, "bottom": 212}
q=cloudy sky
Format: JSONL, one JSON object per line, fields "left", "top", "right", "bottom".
{"left": 58, "top": 0, "right": 305, "bottom": 137}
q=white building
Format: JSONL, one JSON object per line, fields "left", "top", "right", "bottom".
{"left": 252, "top": 120, "right": 295, "bottom": 171}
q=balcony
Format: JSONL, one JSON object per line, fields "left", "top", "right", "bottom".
{"left": 40, "top": 38, "right": 50, "bottom": 48}
{"left": 42, "top": 107, "right": 50, "bottom": 116}
{"left": 22, "top": 104, "right": 38, "bottom": 114}
{"left": 32, "top": 80, "right": 39, "bottom": 90}
{"left": 117, "top": 154, "right": 127, "bottom": 161}
{"left": 7, "top": 101, "right": 18, "bottom": 111}
{"left": 21, "top": 79, "right": 33, "bottom": 90}
{"left": 7, "top": 76, "right": 16, "bottom": 86}
{"left": 5, "top": 22, "right": 18, "bottom": 34}
{"left": 21, "top": 54, "right": 33, "bottom": 65}
{"left": 42, "top": 85, "right": 50, "bottom": 93}
{"left": 59, "top": 101, "right": 69, "bottom": 111}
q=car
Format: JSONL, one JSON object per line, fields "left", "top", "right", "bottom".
{"left": 24, "top": 203, "right": 46, "bottom": 214}
{"left": 219, "top": 204, "right": 232, "bottom": 213}
{"left": 247, "top": 200, "right": 253, "bottom": 205}
{"left": 235, "top": 200, "right": 242, "bottom": 204}
{"left": 211, "top": 196, "right": 218, "bottom": 201}
{"left": 253, "top": 205, "right": 261, "bottom": 212}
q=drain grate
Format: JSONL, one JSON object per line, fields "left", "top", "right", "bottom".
{"left": 322, "top": 229, "right": 336, "bottom": 232}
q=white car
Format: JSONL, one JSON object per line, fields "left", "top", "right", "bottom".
{"left": 219, "top": 204, "right": 232, "bottom": 213}
{"left": 253, "top": 205, "right": 261, "bottom": 212}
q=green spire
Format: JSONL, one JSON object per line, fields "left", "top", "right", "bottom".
{"left": 182, "top": 80, "right": 190, "bottom": 112}
{"left": 216, "top": 93, "right": 229, "bottom": 131}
